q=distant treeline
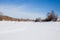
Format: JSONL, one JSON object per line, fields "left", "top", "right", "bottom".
{"left": 0, "top": 10, "right": 60, "bottom": 22}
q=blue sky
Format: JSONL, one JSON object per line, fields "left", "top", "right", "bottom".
{"left": 0, "top": 0, "right": 60, "bottom": 19}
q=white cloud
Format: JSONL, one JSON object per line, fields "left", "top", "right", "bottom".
{"left": 0, "top": 4, "right": 45, "bottom": 19}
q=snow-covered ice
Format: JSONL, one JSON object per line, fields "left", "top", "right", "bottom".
{"left": 0, "top": 21, "right": 60, "bottom": 40}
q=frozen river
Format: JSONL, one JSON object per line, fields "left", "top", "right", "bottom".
{"left": 0, "top": 21, "right": 60, "bottom": 40}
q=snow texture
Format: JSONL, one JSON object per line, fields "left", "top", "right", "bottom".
{"left": 0, "top": 21, "right": 60, "bottom": 40}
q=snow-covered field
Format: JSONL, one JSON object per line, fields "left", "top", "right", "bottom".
{"left": 0, "top": 21, "right": 60, "bottom": 40}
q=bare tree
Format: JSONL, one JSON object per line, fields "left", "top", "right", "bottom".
{"left": 46, "top": 11, "right": 57, "bottom": 21}
{"left": 42, "top": 10, "right": 58, "bottom": 22}
{"left": 50, "top": 10, "right": 58, "bottom": 21}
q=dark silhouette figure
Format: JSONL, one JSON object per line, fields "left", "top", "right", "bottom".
{"left": 35, "top": 18, "right": 41, "bottom": 22}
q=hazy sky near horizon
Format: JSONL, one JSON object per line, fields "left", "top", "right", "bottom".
{"left": 0, "top": 0, "right": 60, "bottom": 19}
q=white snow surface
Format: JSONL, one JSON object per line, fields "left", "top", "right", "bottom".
{"left": 0, "top": 21, "right": 60, "bottom": 40}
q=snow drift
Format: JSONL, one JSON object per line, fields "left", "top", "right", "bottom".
{"left": 0, "top": 21, "right": 60, "bottom": 40}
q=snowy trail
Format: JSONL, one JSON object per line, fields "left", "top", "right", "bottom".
{"left": 0, "top": 21, "right": 60, "bottom": 40}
